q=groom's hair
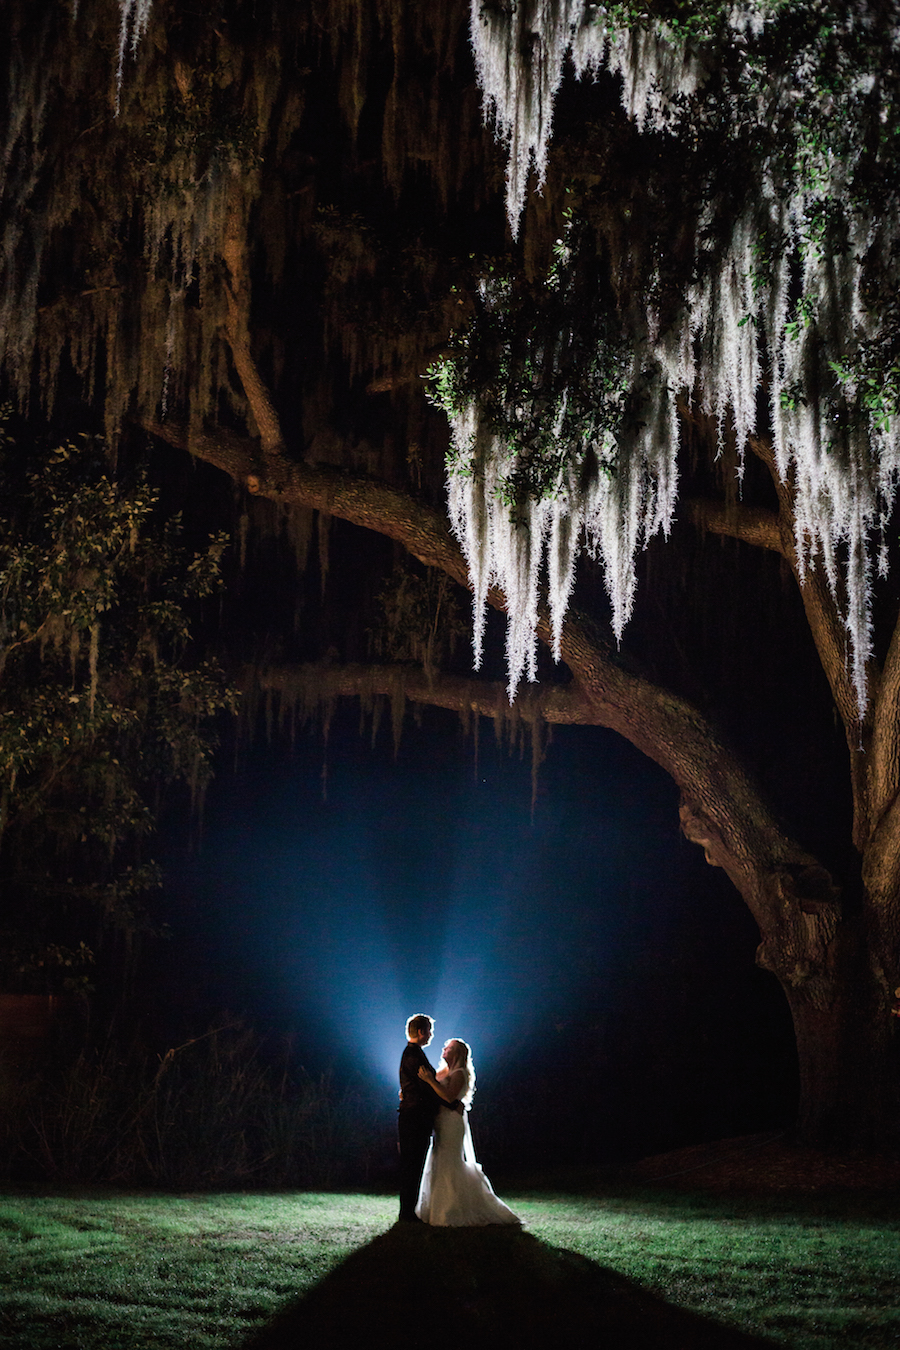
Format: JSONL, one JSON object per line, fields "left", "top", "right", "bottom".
{"left": 406, "top": 1013, "right": 433, "bottom": 1038}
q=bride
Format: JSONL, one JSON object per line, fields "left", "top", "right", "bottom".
{"left": 415, "top": 1038, "right": 520, "bottom": 1227}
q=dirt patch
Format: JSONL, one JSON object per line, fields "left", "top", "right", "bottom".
{"left": 630, "top": 1132, "right": 900, "bottom": 1194}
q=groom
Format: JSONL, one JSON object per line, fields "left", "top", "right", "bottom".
{"left": 397, "top": 1013, "right": 463, "bottom": 1222}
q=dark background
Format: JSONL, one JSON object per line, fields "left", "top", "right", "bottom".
{"left": 149, "top": 697, "right": 798, "bottom": 1175}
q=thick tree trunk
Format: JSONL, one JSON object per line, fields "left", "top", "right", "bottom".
{"left": 783, "top": 926, "right": 900, "bottom": 1149}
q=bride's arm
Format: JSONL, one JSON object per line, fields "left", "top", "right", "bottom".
{"left": 418, "top": 1065, "right": 465, "bottom": 1105}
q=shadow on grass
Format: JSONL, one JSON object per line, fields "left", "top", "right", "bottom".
{"left": 243, "top": 1223, "right": 775, "bottom": 1349}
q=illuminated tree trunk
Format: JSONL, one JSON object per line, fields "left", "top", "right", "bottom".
{"left": 797, "top": 996, "right": 897, "bottom": 1147}
{"left": 740, "top": 834, "right": 899, "bottom": 1148}
{"left": 780, "top": 921, "right": 899, "bottom": 1149}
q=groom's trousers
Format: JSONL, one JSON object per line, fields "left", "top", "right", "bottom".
{"left": 398, "top": 1107, "right": 434, "bottom": 1220}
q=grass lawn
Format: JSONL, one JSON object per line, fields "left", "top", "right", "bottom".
{"left": 1, "top": 1179, "right": 898, "bottom": 1349}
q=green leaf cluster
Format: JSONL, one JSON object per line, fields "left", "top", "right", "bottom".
{"left": 429, "top": 222, "right": 632, "bottom": 513}
{"left": 0, "top": 420, "right": 238, "bottom": 982}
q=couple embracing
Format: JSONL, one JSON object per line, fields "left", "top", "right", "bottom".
{"left": 397, "top": 1012, "right": 520, "bottom": 1227}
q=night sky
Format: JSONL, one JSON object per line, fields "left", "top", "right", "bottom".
{"left": 153, "top": 699, "right": 797, "bottom": 1171}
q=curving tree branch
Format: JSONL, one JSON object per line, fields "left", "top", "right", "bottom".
{"left": 222, "top": 179, "right": 286, "bottom": 459}
{"left": 143, "top": 415, "right": 842, "bottom": 1002}
{"left": 685, "top": 498, "right": 785, "bottom": 555}
{"left": 254, "top": 661, "right": 597, "bottom": 725}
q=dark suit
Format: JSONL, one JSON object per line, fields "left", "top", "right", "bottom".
{"left": 397, "top": 1041, "right": 447, "bottom": 1220}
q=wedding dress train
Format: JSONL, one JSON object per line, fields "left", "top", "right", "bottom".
{"left": 415, "top": 1108, "right": 520, "bottom": 1227}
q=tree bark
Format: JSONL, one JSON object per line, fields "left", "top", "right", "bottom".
{"left": 785, "top": 920, "right": 900, "bottom": 1149}
{"left": 254, "top": 661, "right": 598, "bottom": 725}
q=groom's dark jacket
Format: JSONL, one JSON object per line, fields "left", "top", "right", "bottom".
{"left": 398, "top": 1043, "right": 447, "bottom": 1118}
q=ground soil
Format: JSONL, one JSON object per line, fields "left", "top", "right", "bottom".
{"left": 629, "top": 1131, "right": 900, "bottom": 1194}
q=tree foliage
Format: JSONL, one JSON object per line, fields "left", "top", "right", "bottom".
{"left": 459, "top": 0, "right": 900, "bottom": 708}
{"left": 0, "top": 420, "right": 236, "bottom": 989}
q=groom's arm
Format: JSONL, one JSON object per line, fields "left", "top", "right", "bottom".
{"left": 400, "top": 1045, "right": 461, "bottom": 1111}
{"left": 419, "top": 1061, "right": 464, "bottom": 1114}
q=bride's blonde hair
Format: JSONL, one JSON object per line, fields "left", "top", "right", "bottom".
{"left": 443, "top": 1038, "right": 476, "bottom": 1107}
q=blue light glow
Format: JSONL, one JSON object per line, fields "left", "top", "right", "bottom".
{"left": 164, "top": 706, "right": 686, "bottom": 1089}
{"left": 153, "top": 701, "right": 796, "bottom": 1163}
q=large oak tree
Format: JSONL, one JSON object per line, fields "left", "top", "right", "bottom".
{"left": 2, "top": 0, "right": 899, "bottom": 1147}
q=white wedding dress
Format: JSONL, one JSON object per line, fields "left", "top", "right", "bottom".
{"left": 415, "top": 1106, "right": 520, "bottom": 1227}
